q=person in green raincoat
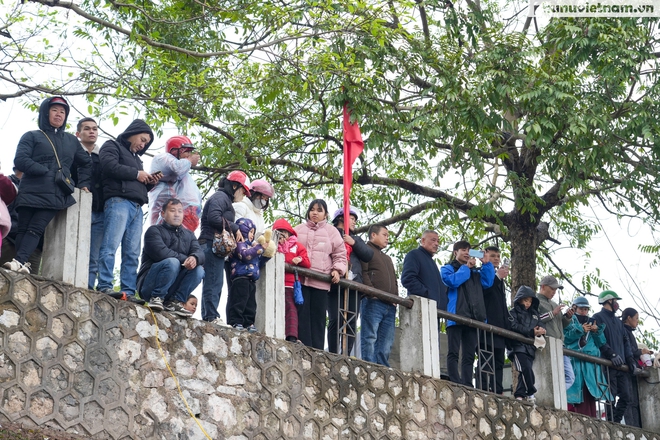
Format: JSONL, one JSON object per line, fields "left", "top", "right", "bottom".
{"left": 564, "top": 296, "right": 612, "bottom": 418}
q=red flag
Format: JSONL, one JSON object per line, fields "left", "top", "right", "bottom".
{"left": 343, "top": 104, "right": 364, "bottom": 226}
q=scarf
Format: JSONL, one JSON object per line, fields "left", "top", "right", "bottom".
{"left": 278, "top": 234, "right": 298, "bottom": 254}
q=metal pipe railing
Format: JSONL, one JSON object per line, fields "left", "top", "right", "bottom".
{"left": 285, "top": 264, "right": 647, "bottom": 375}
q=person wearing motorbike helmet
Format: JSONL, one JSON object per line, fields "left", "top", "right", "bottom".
{"left": 592, "top": 290, "right": 635, "bottom": 423}
{"left": 148, "top": 135, "right": 202, "bottom": 232}
{"left": 199, "top": 170, "right": 251, "bottom": 325}
{"left": 234, "top": 178, "right": 275, "bottom": 236}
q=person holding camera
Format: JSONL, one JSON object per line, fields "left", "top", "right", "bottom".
{"left": 564, "top": 296, "right": 611, "bottom": 418}
{"left": 441, "top": 241, "right": 495, "bottom": 387}
{"left": 537, "top": 275, "right": 575, "bottom": 391}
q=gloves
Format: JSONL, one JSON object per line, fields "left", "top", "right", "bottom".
{"left": 259, "top": 229, "right": 276, "bottom": 258}
{"left": 611, "top": 354, "right": 624, "bottom": 367}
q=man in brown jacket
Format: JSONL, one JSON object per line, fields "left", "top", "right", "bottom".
{"left": 360, "top": 224, "right": 398, "bottom": 366}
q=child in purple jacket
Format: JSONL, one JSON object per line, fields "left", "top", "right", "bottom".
{"left": 227, "top": 218, "right": 269, "bottom": 332}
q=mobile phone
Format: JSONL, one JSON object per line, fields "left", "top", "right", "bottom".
{"left": 587, "top": 317, "right": 595, "bottom": 325}
{"left": 469, "top": 249, "right": 484, "bottom": 258}
{"left": 502, "top": 257, "right": 510, "bottom": 268}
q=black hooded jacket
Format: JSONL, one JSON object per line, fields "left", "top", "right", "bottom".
{"left": 199, "top": 184, "right": 239, "bottom": 242}
{"left": 13, "top": 97, "right": 92, "bottom": 211}
{"left": 508, "top": 286, "right": 545, "bottom": 359}
{"left": 483, "top": 275, "right": 510, "bottom": 349}
{"left": 592, "top": 306, "right": 633, "bottom": 360}
{"left": 99, "top": 119, "right": 154, "bottom": 205}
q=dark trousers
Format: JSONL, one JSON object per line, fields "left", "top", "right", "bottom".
{"left": 0, "top": 239, "right": 43, "bottom": 274}
{"left": 447, "top": 324, "right": 478, "bottom": 386}
{"left": 511, "top": 352, "right": 537, "bottom": 398}
{"left": 479, "top": 344, "right": 505, "bottom": 394}
{"left": 327, "top": 285, "right": 360, "bottom": 355}
{"left": 227, "top": 277, "right": 256, "bottom": 327}
{"left": 624, "top": 373, "right": 641, "bottom": 427}
{"left": 605, "top": 367, "right": 631, "bottom": 423}
{"left": 297, "top": 285, "right": 328, "bottom": 350}
{"left": 15, "top": 207, "right": 58, "bottom": 264}
{"left": 606, "top": 367, "right": 631, "bottom": 424}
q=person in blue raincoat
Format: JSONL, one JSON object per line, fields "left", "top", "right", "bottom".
{"left": 565, "top": 296, "right": 612, "bottom": 418}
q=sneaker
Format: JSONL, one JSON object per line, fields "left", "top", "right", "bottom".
{"left": 209, "top": 317, "right": 226, "bottom": 326}
{"left": 232, "top": 324, "right": 246, "bottom": 331}
{"left": 148, "top": 297, "right": 164, "bottom": 312}
{"left": 164, "top": 301, "right": 193, "bottom": 318}
{"left": 3, "top": 259, "right": 30, "bottom": 274}
{"left": 247, "top": 324, "right": 257, "bottom": 333}
{"left": 127, "top": 295, "right": 146, "bottom": 305}
{"left": 99, "top": 288, "right": 126, "bottom": 300}
{"left": 526, "top": 396, "right": 536, "bottom": 404}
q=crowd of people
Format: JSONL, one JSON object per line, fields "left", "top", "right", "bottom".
{"left": 0, "top": 96, "right": 654, "bottom": 427}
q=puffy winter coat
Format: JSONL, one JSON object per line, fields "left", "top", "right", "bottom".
{"left": 272, "top": 218, "right": 311, "bottom": 287}
{"left": 361, "top": 241, "right": 398, "bottom": 297}
{"left": 294, "top": 219, "right": 347, "bottom": 291}
{"left": 100, "top": 119, "right": 154, "bottom": 205}
{"left": 14, "top": 97, "right": 92, "bottom": 211}
{"left": 229, "top": 218, "right": 267, "bottom": 281}
{"left": 441, "top": 260, "right": 495, "bottom": 326}
{"left": 137, "top": 221, "right": 205, "bottom": 292}
{"left": 234, "top": 197, "right": 266, "bottom": 236}
{"left": 508, "top": 287, "right": 544, "bottom": 359}
{"left": 199, "top": 188, "right": 238, "bottom": 242}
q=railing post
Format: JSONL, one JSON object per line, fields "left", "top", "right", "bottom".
{"left": 397, "top": 295, "right": 441, "bottom": 378}
{"left": 255, "top": 252, "right": 285, "bottom": 339}
{"left": 42, "top": 189, "right": 92, "bottom": 289}
{"left": 638, "top": 366, "right": 660, "bottom": 432}
{"left": 532, "top": 336, "right": 567, "bottom": 409}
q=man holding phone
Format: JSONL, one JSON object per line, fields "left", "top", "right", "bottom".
{"left": 97, "top": 119, "right": 162, "bottom": 301}
{"left": 441, "top": 241, "right": 495, "bottom": 386}
{"left": 479, "top": 246, "right": 510, "bottom": 394}
{"left": 537, "top": 275, "right": 575, "bottom": 391}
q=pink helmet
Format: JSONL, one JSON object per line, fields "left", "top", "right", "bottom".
{"left": 249, "top": 179, "right": 275, "bottom": 198}
{"left": 227, "top": 170, "right": 251, "bottom": 196}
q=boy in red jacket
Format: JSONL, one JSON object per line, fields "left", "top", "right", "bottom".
{"left": 273, "top": 218, "right": 311, "bottom": 342}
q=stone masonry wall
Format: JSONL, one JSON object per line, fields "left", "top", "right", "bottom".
{"left": 0, "top": 268, "right": 657, "bottom": 440}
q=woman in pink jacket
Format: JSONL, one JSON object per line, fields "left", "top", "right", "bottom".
{"left": 294, "top": 199, "right": 347, "bottom": 349}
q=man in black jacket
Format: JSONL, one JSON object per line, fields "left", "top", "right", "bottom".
{"left": 74, "top": 118, "right": 105, "bottom": 290}
{"left": 137, "top": 198, "right": 204, "bottom": 317}
{"left": 592, "top": 290, "right": 634, "bottom": 424}
{"left": 97, "top": 119, "right": 161, "bottom": 300}
{"left": 327, "top": 207, "right": 373, "bottom": 355}
{"left": 401, "top": 230, "right": 445, "bottom": 308}
{"left": 479, "top": 246, "right": 510, "bottom": 394}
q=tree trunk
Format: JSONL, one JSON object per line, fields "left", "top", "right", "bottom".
{"left": 507, "top": 213, "right": 539, "bottom": 302}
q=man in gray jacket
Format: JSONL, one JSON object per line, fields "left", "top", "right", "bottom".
{"left": 537, "top": 275, "right": 575, "bottom": 390}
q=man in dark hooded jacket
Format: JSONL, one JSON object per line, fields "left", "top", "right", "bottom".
{"left": 96, "top": 119, "right": 160, "bottom": 300}
{"left": 441, "top": 240, "right": 495, "bottom": 387}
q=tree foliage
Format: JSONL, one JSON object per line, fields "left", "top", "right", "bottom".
{"left": 3, "top": 0, "right": 660, "bottom": 303}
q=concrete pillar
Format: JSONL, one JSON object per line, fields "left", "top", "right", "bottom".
{"left": 255, "top": 252, "right": 285, "bottom": 339}
{"left": 532, "top": 336, "right": 567, "bottom": 409}
{"left": 638, "top": 366, "right": 660, "bottom": 433}
{"left": 398, "top": 295, "right": 441, "bottom": 378}
{"left": 42, "top": 189, "right": 92, "bottom": 289}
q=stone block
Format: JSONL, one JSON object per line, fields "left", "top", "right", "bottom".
{"left": 255, "top": 253, "right": 285, "bottom": 339}
{"left": 42, "top": 189, "right": 92, "bottom": 289}
{"left": 397, "top": 295, "right": 441, "bottom": 378}
{"left": 532, "top": 336, "right": 567, "bottom": 410}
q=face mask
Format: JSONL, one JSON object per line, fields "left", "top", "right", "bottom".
{"left": 253, "top": 197, "right": 268, "bottom": 210}
{"left": 611, "top": 300, "right": 620, "bottom": 312}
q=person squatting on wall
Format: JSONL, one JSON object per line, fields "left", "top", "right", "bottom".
{"left": 136, "top": 198, "right": 204, "bottom": 318}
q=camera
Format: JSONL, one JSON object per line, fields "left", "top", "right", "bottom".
{"left": 469, "top": 249, "right": 484, "bottom": 258}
